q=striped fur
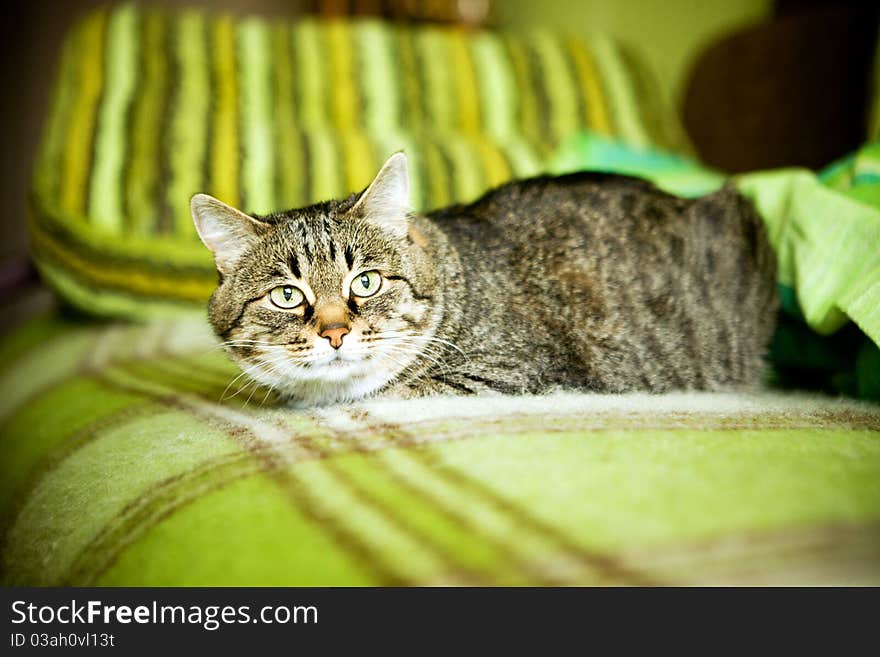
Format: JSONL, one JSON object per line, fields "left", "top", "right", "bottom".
{"left": 30, "top": 4, "right": 689, "bottom": 320}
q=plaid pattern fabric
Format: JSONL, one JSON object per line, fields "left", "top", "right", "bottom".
{"left": 2, "top": 315, "right": 879, "bottom": 586}
{"left": 29, "top": 3, "right": 689, "bottom": 320}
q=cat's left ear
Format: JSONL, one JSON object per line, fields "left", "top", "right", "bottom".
{"left": 190, "top": 194, "right": 268, "bottom": 276}
{"left": 351, "top": 152, "right": 411, "bottom": 238}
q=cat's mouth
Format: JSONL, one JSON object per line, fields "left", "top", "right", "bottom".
{"left": 321, "top": 357, "right": 351, "bottom": 367}
{"left": 311, "top": 350, "right": 364, "bottom": 368}
{"left": 300, "top": 350, "right": 376, "bottom": 383}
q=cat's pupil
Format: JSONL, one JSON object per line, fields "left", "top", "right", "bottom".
{"left": 283, "top": 286, "right": 293, "bottom": 301}
{"left": 360, "top": 274, "right": 369, "bottom": 288}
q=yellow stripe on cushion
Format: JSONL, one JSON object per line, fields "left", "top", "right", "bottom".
{"left": 293, "top": 20, "right": 326, "bottom": 129}
{"left": 471, "top": 32, "right": 517, "bottom": 141}
{"left": 418, "top": 28, "right": 454, "bottom": 131}
{"left": 89, "top": 4, "right": 138, "bottom": 234}
{"left": 210, "top": 15, "right": 240, "bottom": 208}
{"left": 590, "top": 34, "right": 649, "bottom": 148}
{"left": 35, "top": 16, "right": 82, "bottom": 203}
{"left": 306, "top": 129, "right": 343, "bottom": 203}
{"left": 126, "top": 10, "right": 166, "bottom": 237}
{"left": 533, "top": 31, "right": 579, "bottom": 144}
{"left": 445, "top": 137, "right": 485, "bottom": 203}
{"left": 394, "top": 29, "right": 423, "bottom": 132}
{"left": 340, "top": 130, "right": 375, "bottom": 193}
{"left": 167, "top": 11, "right": 209, "bottom": 236}
{"left": 475, "top": 137, "right": 512, "bottom": 189}
{"left": 502, "top": 35, "right": 539, "bottom": 142}
{"left": 449, "top": 31, "right": 481, "bottom": 135}
{"left": 358, "top": 21, "right": 400, "bottom": 134}
{"left": 566, "top": 37, "right": 612, "bottom": 136}
{"left": 239, "top": 18, "right": 275, "bottom": 213}
{"left": 499, "top": 137, "right": 544, "bottom": 179}
{"left": 273, "top": 24, "right": 303, "bottom": 209}
{"left": 35, "top": 259, "right": 199, "bottom": 322}
{"left": 327, "top": 21, "right": 358, "bottom": 131}
{"left": 424, "top": 141, "right": 452, "bottom": 208}
{"left": 61, "top": 8, "right": 107, "bottom": 217}
{"left": 29, "top": 219, "right": 214, "bottom": 302}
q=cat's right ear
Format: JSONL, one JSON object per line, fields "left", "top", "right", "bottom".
{"left": 351, "top": 152, "right": 411, "bottom": 238}
{"left": 190, "top": 194, "right": 267, "bottom": 277}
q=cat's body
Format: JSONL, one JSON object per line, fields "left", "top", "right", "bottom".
{"left": 191, "top": 154, "right": 777, "bottom": 406}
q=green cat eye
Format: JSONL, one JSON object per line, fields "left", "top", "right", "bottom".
{"left": 350, "top": 270, "right": 382, "bottom": 297}
{"left": 269, "top": 285, "right": 305, "bottom": 309}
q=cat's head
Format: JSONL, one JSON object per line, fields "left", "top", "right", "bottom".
{"left": 191, "top": 153, "right": 441, "bottom": 405}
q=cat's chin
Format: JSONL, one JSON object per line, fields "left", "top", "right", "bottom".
{"left": 259, "top": 360, "right": 398, "bottom": 406}
{"left": 303, "top": 359, "right": 370, "bottom": 382}
{"left": 279, "top": 369, "right": 395, "bottom": 407}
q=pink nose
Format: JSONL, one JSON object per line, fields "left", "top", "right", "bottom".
{"left": 319, "top": 324, "right": 350, "bottom": 349}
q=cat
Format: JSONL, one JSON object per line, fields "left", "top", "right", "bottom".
{"left": 191, "top": 152, "right": 778, "bottom": 407}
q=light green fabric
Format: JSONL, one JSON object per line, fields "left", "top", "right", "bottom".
{"left": 551, "top": 129, "right": 725, "bottom": 197}
{"left": 737, "top": 169, "right": 880, "bottom": 344}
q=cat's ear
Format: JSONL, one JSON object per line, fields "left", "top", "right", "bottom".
{"left": 351, "top": 152, "right": 411, "bottom": 238}
{"left": 190, "top": 194, "right": 267, "bottom": 276}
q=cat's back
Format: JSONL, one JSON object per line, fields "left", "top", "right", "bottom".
{"left": 433, "top": 171, "right": 703, "bottom": 246}
{"left": 428, "top": 171, "right": 778, "bottom": 392}
{"left": 432, "top": 171, "right": 773, "bottom": 288}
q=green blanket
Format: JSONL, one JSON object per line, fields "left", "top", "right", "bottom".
{"left": 2, "top": 315, "right": 879, "bottom": 586}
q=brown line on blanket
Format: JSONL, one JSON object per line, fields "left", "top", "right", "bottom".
{"left": 151, "top": 363, "right": 643, "bottom": 582}
{"left": 262, "top": 419, "right": 502, "bottom": 586}
{"left": 64, "top": 363, "right": 542, "bottom": 584}
{"left": 169, "top": 357, "right": 880, "bottom": 432}
{"left": 60, "top": 450, "right": 262, "bottom": 586}
{"left": 158, "top": 357, "right": 284, "bottom": 408}
{"left": 138, "top": 337, "right": 285, "bottom": 408}
{"left": 619, "top": 521, "right": 880, "bottom": 586}
{"left": 62, "top": 366, "right": 430, "bottom": 586}
{"left": 0, "top": 356, "right": 257, "bottom": 568}
{"left": 0, "top": 394, "right": 158, "bottom": 577}
{"left": 301, "top": 407, "right": 638, "bottom": 585}
{"left": 342, "top": 409, "right": 660, "bottom": 586}
{"left": 1, "top": 373, "right": 265, "bottom": 585}
{"left": 94, "top": 359, "right": 607, "bottom": 584}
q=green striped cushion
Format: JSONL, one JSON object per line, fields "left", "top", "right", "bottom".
{"left": 30, "top": 4, "right": 690, "bottom": 320}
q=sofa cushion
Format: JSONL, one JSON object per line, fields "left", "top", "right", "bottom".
{"left": 30, "top": 4, "right": 690, "bottom": 320}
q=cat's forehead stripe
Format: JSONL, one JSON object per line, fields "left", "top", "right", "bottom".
{"left": 298, "top": 222, "right": 312, "bottom": 261}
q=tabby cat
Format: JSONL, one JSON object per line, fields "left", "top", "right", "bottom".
{"left": 191, "top": 152, "right": 777, "bottom": 406}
